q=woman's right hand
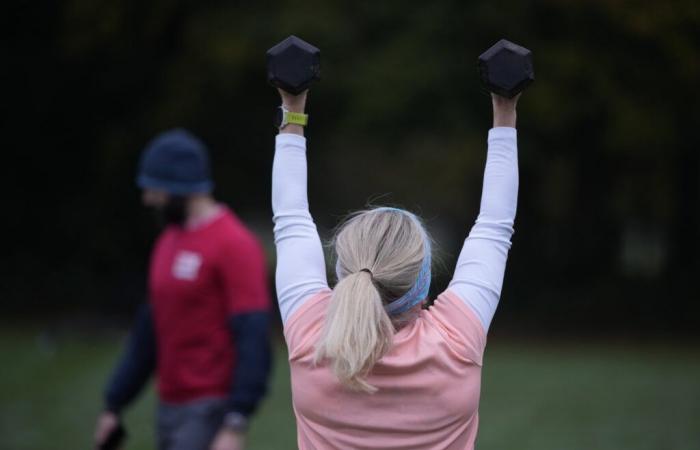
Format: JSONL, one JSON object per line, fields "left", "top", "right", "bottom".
{"left": 492, "top": 93, "right": 520, "bottom": 128}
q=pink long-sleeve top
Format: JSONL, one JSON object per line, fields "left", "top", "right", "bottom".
{"left": 271, "top": 128, "right": 519, "bottom": 449}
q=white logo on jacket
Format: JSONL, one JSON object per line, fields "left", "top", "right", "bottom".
{"left": 172, "top": 251, "right": 202, "bottom": 281}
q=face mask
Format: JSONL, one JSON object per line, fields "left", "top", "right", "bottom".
{"left": 151, "top": 195, "right": 187, "bottom": 227}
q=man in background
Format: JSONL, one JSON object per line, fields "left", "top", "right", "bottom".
{"left": 93, "top": 129, "right": 272, "bottom": 450}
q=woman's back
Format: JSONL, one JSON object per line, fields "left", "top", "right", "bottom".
{"left": 271, "top": 89, "right": 519, "bottom": 449}
{"left": 286, "top": 290, "right": 486, "bottom": 450}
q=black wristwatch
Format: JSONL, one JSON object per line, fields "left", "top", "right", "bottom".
{"left": 222, "top": 411, "right": 249, "bottom": 433}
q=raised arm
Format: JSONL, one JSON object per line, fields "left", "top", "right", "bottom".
{"left": 448, "top": 94, "right": 520, "bottom": 332}
{"left": 272, "top": 90, "right": 329, "bottom": 324}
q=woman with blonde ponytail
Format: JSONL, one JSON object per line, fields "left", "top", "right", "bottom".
{"left": 271, "top": 85, "right": 520, "bottom": 449}
{"left": 316, "top": 209, "right": 431, "bottom": 392}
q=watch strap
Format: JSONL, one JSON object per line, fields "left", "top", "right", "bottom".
{"left": 285, "top": 111, "right": 308, "bottom": 126}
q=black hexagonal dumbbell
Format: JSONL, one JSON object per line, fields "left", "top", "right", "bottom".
{"left": 266, "top": 35, "right": 321, "bottom": 95}
{"left": 478, "top": 39, "right": 534, "bottom": 98}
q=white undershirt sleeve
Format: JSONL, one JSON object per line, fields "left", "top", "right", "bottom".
{"left": 272, "top": 133, "right": 329, "bottom": 324}
{"left": 448, "top": 127, "right": 519, "bottom": 332}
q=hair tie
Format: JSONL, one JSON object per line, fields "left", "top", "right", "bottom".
{"left": 359, "top": 268, "right": 373, "bottom": 276}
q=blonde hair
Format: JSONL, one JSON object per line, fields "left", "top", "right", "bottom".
{"left": 315, "top": 207, "right": 430, "bottom": 393}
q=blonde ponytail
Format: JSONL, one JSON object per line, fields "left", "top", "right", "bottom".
{"left": 315, "top": 271, "right": 394, "bottom": 392}
{"left": 315, "top": 208, "right": 430, "bottom": 393}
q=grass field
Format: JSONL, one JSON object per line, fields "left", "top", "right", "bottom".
{"left": 1, "top": 329, "right": 698, "bottom": 450}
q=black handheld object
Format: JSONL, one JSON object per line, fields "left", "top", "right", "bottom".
{"left": 266, "top": 35, "right": 321, "bottom": 95}
{"left": 99, "top": 423, "right": 127, "bottom": 450}
{"left": 478, "top": 39, "right": 534, "bottom": 98}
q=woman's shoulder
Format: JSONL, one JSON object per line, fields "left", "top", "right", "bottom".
{"left": 420, "top": 290, "right": 487, "bottom": 365}
{"left": 283, "top": 289, "right": 332, "bottom": 356}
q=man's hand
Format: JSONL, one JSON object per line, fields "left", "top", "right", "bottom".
{"left": 210, "top": 428, "right": 246, "bottom": 450}
{"left": 492, "top": 93, "right": 520, "bottom": 128}
{"left": 93, "top": 411, "right": 120, "bottom": 450}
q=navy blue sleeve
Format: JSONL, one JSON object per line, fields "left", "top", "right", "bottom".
{"left": 104, "top": 303, "right": 156, "bottom": 414}
{"left": 227, "top": 311, "right": 272, "bottom": 417}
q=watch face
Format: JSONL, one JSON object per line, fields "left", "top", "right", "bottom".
{"left": 273, "top": 107, "right": 284, "bottom": 128}
{"left": 224, "top": 412, "right": 249, "bottom": 432}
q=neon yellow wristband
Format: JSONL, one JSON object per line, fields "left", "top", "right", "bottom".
{"left": 286, "top": 111, "right": 308, "bottom": 126}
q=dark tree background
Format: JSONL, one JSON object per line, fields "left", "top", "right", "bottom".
{"left": 4, "top": 0, "right": 699, "bottom": 335}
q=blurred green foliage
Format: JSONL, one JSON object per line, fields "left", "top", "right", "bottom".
{"left": 4, "top": 0, "right": 699, "bottom": 332}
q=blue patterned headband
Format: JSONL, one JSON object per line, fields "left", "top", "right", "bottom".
{"left": 374, "top": 207, "right": 432, "bottom": 316}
